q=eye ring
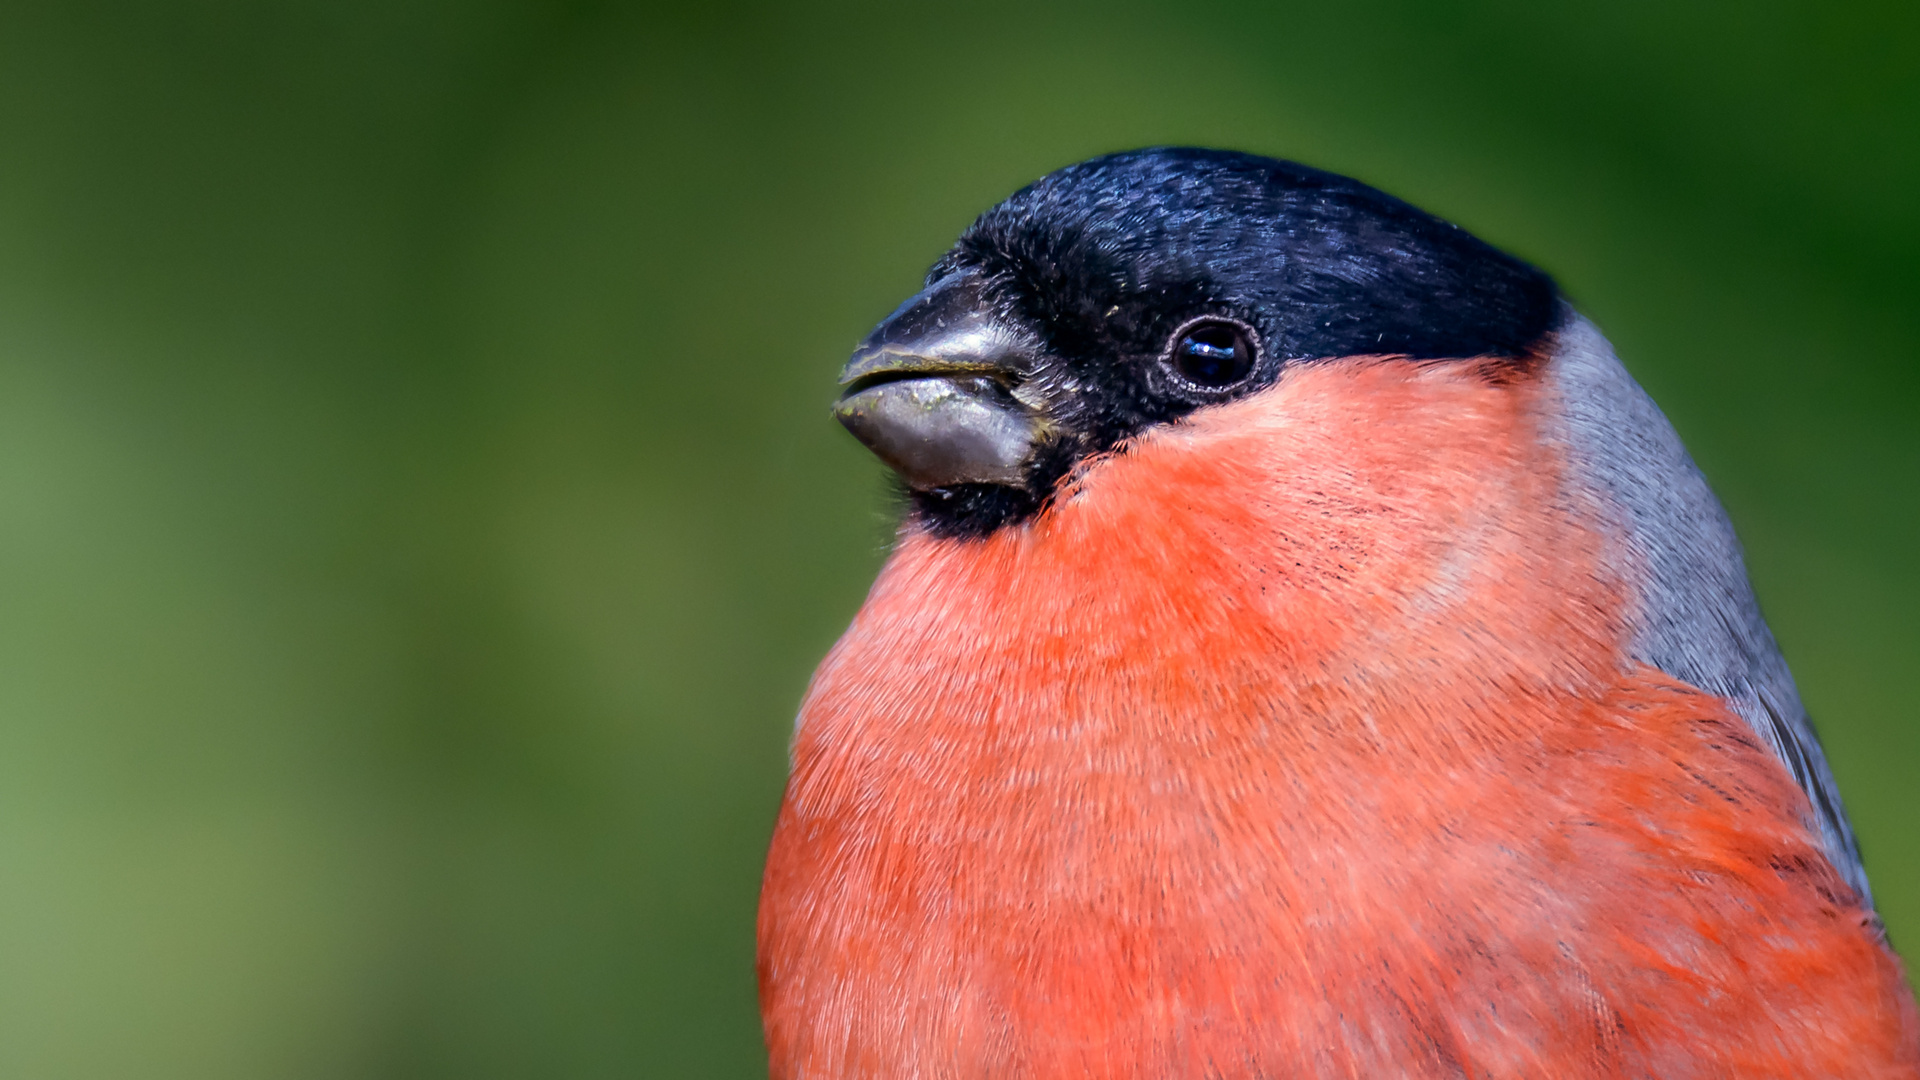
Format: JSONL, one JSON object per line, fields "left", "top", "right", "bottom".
{"left": 1161, "top": 316, "right": 1261, "bottom": 390}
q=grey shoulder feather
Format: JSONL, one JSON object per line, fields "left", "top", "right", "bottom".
{"left": 1544, "top": 311, "right": 1871, "bottom": 906}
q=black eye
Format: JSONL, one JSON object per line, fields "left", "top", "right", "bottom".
{"left": 1167, "top": 318, "right": 1257, "bottom": 388}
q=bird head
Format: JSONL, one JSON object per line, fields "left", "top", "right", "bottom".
{"left": 834, "top": 147, "right": 1559, "bottom": 538}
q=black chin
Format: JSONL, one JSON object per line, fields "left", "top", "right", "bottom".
{"left": 906, "top": 436, "right": 1082, "bottom": 540}
{"left": 909, "top": 484, "right": 1044, "bottom": 538}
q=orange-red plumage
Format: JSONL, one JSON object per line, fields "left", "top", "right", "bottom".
{"left": 760, "top": 358, "right": 1918, "bottom": 1077}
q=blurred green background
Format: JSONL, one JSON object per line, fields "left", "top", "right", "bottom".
{"left": 0, "top": 0, "right": 1912, "bottom": 1075}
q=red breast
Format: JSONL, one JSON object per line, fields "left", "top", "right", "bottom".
{"left": 759, "top": 149, "right": 1919, "bottom": 1078}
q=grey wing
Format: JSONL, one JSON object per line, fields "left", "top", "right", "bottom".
{"left": 1546, "top": 311, "right": 1871, "bottom": 906}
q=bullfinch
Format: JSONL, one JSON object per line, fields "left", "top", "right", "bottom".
{"left": 757, "top": 147, "right": 1919, "bottom": 1077}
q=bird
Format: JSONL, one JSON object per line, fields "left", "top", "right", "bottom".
{"left": 756, "top": 148, "right": 1919, "bottom": 1078}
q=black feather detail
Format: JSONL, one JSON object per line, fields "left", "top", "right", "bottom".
{"left": 910, "top": 147, "right": 1560, "bottom": 538}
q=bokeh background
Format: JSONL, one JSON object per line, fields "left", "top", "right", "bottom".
{"left": 0, "top": 0, "right": 1913, "bottom": 1076}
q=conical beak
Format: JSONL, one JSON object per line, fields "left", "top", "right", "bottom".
{"left": 834, "top": 272, "right": 1047, "bottom": 491}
